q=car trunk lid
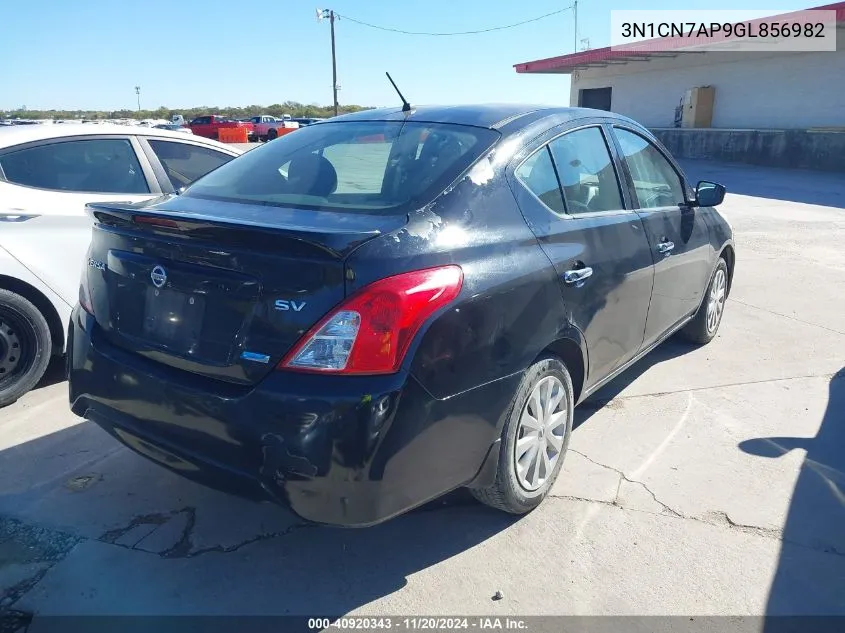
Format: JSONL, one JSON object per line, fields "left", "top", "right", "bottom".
{"left": 85, "top": 198, "right": 405, "bottom": 385}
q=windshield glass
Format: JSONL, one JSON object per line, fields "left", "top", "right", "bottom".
{"left": 184, "top": 120, "right": 499, "bottom": 213}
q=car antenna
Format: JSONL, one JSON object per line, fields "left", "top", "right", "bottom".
{"left": 385, "top": 72, "right": 412, "bottom": 113}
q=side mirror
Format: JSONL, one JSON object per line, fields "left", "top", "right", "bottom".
{"left": 695, "top": 180, "right": 726, "bottom": 207}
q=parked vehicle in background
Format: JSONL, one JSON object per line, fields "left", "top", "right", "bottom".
{"left": 154, "top": 123, "right": 193, "bottom": 134}
{"left": 171, "top": 114, "right": 186, "bottom": 126}
{"left": 0, "top": 124, "right": 241, "bottom": 406}
{"left": 189, "top": 115, "right": 255, "bottom": 141}
{"left": 248, "top": 115, "right": 300, "bottom": 142}
{"left": 67, "top": 105, "right": 734, "bottom": 527}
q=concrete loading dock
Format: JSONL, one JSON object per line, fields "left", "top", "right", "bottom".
{"left": 514, "top": 3, "right": 845, "bottom": 172}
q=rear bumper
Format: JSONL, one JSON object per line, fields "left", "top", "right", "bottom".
{"left": 67, "top": 307, "right": 519, "bottom": 526}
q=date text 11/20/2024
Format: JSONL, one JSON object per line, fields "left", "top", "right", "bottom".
{"left": 308, "top": 617, "right": 529, "bottom": 630}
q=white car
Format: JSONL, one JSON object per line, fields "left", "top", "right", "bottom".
{"left": 0, "top": 124, "right": 242, "bottom": 406}
{"left": 154, "top": 123, "right": 194, "bottom": 134}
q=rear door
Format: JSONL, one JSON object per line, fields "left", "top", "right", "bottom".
{"left": 138, "top": 137, "right": 236, "bottom": 192}
{"left": 509, "top": 122, "right": 654, "bottom": 388}
{"left": 609, "top": 126, "right": 712, "bottom": 348}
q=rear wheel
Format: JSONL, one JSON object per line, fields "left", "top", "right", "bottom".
{"left": 267, "top": 128, "right": 278, "bottom": 140}
{"left": 470, "top": 357, "right": 573, "bottom": 514}
{"left": 0, "top": 289, "right": 52, "bottom": 407}
{"left": 679, "top": 257, "right": 728, "bottom": 345}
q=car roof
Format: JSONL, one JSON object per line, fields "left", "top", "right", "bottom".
{"left": 329, "top": 104, "right": 630, "bottom": 130}
{"left": 0, "top": 124, "right": 242, "bottom": 153}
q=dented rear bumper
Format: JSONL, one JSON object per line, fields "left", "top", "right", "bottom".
{"left": 67, "top": 307, "right": 516, "bottom": 526}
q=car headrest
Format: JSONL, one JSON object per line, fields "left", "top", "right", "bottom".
{"left": 287, "top": 153, "right": 338, "bottom": 198}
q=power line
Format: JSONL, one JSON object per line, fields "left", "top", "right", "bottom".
{"left": 335, "top": 6, "right": 574, "bottom": 37}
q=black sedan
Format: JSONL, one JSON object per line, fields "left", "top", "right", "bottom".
{"left": 67, "top": 105, "right": 734, "bottom": 526}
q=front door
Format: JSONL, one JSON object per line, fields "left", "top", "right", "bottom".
{"left": 509, "top": 124, "right": 655, "bottom": 389}
{"left": 610, "top": 126, "right": 712, "bottom": 348}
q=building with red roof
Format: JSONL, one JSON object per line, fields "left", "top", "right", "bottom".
{"left": 514, "top": 3, "right": 845, "bottom": 131}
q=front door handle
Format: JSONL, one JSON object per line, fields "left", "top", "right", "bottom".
{"left": 657, "top": 240, "right": 675, "bottom": 255}
{"left": 563, "top": 267, "right": 593, "bottom": 286}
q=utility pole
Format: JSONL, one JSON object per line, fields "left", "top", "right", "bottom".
{"left": 135, "top": 86, "right": 141, "bottom": 112}
{"left": 317, "top": 9, "right": 339, "bottom": 116}
{"left": 573, "top": 1, "right": 578, "bottom": 53}
{"left": 330, "top": 10, "right": 338, "bottom": 116}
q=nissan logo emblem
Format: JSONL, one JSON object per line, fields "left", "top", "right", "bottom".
{"left": 150, "top": 265, "right": 167, "bottom": 289}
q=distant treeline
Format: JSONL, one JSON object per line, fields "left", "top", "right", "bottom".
{"left": 2, "top": 101, "right": 372, "bottom": 121}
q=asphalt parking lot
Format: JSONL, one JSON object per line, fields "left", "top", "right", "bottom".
{"left": 1, "top": 159, "right": 843, "bottom": 625}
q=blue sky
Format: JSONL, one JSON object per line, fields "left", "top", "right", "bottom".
{"left": 1, "top": 1, "right": 807, "bottom": 110}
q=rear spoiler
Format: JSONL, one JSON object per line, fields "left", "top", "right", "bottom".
{"left": 85, "top": 201, "right": 406, "bottom": 259}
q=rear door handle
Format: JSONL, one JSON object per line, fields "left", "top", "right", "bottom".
{"left": 657, "top": 240, "right": 675, "bottom": 255}
{"left": 563, "top": 267, "right": 593, "bottom": 285}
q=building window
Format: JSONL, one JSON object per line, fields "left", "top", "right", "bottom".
{"left": 578, "top": 87, "right": 612, "bottom": 111}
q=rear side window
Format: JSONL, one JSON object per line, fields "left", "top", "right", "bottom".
{"left": 515, "top": 147, "right": 566, "bottom": 214}
{"left": 184, "top": 121, "right": 499, "bottom": 213}
{"left": 549, "top": 127, "right": 623, "bottom": 213}
{"left": 0, "top": 138, "right": 149, "bottom": 193}
{"left": 148, "top": 140, "right": 233, "bottom": 189}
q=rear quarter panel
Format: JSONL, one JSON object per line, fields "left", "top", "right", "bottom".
{"left": 346, "top": 155, "right": 568, "bottom": 401}
{"left": 0, "top": 214, "right": 94, "bottom": 309}
{"left": 343, "top": 156, "right": 574, "bottom": 506}
{"left": 0, "top": 242, "right": 73, "bottom": 353}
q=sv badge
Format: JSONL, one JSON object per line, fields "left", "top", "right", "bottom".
{"left": 274, "top": 300, "right": 306, "bottom": 312}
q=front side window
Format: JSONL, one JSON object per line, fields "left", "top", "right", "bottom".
{"left": 184, "top": 121, "right": 499, "bottom": 214}
{"left": 549, "top": 127, "right": 623, "bottom": 214}
{"left": 148, "top": 140, "right": 233, "bottom": 189}
{"left": 0, "top": 138, "right": 149, "bottom": 193}
{"left": 514, "top": 147, "right": 565, "bottom": 214}
{"left": 614, "top": 128, "right": 685, "bottom": 209}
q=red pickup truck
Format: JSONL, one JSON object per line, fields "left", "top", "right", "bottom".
{"left": 189, "top": 115, "right": 255, "bottom": 140}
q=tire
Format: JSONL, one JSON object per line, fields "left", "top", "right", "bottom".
{"left": 470, "top": 356, "right": 574, "bottom": 514}
{"left": 267, "top": 128, "right": 278, "bottom": 140}
{"left": 678, "top": 257, "right": 728, "bottom": 345}
{"left": 0, "top": 289, "right": 52, "bottom": 408}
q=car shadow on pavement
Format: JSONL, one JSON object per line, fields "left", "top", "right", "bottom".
{"left": 33, "top": 357, "right": 66, "bottom": 391}
{"left": 739, "top": 368, "right": 845, "bottom": 617}
{"left": 573, "top": 338, "right": 697, "bottom": 430}
{"left": 0, "top": 409, "right": 517, "bottom": 617}
{"left": 677, "top": 159, "right": 845, "bottom": 209}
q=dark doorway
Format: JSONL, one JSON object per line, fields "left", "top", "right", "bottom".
{"left": 578, "top": 87, "right": 612, "bottom": 111}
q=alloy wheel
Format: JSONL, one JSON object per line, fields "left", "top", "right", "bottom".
{"left": 706, "top": 268, "right": 727, "bottom": 334}
{"left": 513, "top": 375, "right": 568, "bottom": 491}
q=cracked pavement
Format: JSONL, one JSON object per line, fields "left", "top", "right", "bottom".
{"left": 0, "top": 160, "right": 843, "bottom": 621}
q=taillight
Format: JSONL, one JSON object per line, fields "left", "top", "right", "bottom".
{"left": 279, "top": 265, "right": 463, "bottom": 375}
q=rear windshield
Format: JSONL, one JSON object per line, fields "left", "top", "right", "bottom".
{"left": 183, "top": 121, "right": 499, "bottom": 213}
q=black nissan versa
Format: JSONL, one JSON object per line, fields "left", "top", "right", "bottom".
{"left": 67, "top": 104, "right": 734, "bottom": 526}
